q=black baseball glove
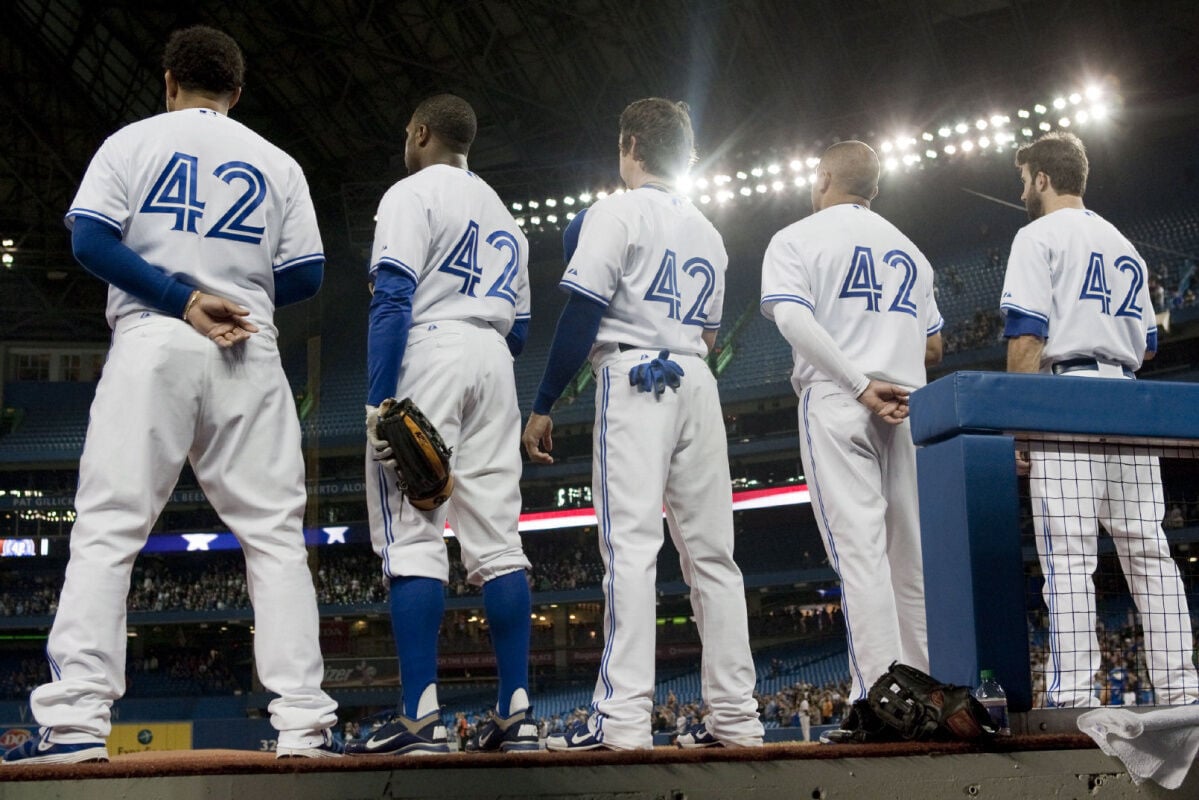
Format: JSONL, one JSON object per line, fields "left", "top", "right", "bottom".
{"left": 866, "top": 661, "right": 996, "bottom": 741}
{"left": 371, "top": 397, "right": 454, "bottom": 511}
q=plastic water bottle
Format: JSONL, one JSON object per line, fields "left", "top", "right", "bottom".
{"left": 974, "top": 669, "right": 1011, "bottom": 736}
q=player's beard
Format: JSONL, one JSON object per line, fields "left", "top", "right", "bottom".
{"left": 1025, "top": 190, "right": 1044, "bottom": 221}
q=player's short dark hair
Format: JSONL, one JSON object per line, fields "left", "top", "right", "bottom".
{"left": 619, "top": 98, "right": 696, "bottom": 179}
{"left": 163, "top": 26, "right": 244, "bottom": 95}
{"left": 412, "top": 94, "right": 477, "bottom": 155}
{"left": 1015, "top": 132, "right": 1088, "bottom": 196}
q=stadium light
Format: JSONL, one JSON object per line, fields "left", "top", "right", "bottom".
{"left": 793, "top": 176, "right": 807, "bottom": 187}
{"left": 1034, "top": 104, "right": 1047, "bottom": 115}
{"left": 596, "top": 191, "right": 608, "bottom": 199}
{"left": 944, "top": 144, "right": 957, "bottom": 155}
{"left": 1022, "top": 127, "right": 1034, "bottom": 137}
{"left": 922, "top": 132, "right": 935, "bottom": 141}
{"left": 545, "top": 198, "right": 557, "bottom": 207}
{"left": 975, "top": 119, "right": 988, "bottom": 130}
{"left": 565, "top": 211, "right": 576, "bottom": 220}
{"left": 528, "top": 200, "right": 539, "bottom": 209}
{"left": 979, "top": 136, "right": 990, "bottom": 148}
{"left": 1017, "top": 109, "right": 1030, "bottom": 119}
{"left": 579, "top": 192, "right": 592, "bottom": 202}
{"left": 700, "top": 194, "right": 711, "bottom": 204}
{"left": 1052, "top": 97, "right": 1066, "bottom": 109}
{"left": 771, "top": 180, "right": 784, "bottom": 191}
{"left": 955, "top": 122, "right": 969, "bottom": 134}
{"left": 755, "top": 184, "right": 767, "bottom": 193}
{"left": 1, "top": 254, "right": 12, "bottom": 267}
{"left": 563, "top": 196, "right": 575, "bottom": 205}
{"left": 806, "top": 157, "right": 820, "bottom": 168}
{"left": 515, "top": 217, "right": 525, "bottom": 227}
{"left": 511, "top": 203, "right": 522, "bottom": 211}
{"left": 1085, "top": 85, "right": 1103, "bottom": 101}
{"left": 767, "top": 164, "right": 781, "bottom": 174}
{"left": 881, "top": 140, "right": 893, "bottom": 152}
{"left": 751, "top": 167, "right": 764, "bottom": 177}
{"left": 1059, "top": 117, "right": 1071, "bottom": 127}
{"left": 789, "top": 160, "right": 802, "bottom": 171}
{"left": 739, "top": 186, "right": 752, "bottom": 197}
{"left": 530, "top": 216, "right": 541, "bottom": 225}
{"left": 1075, "top": 110, "right": 1090, "bottom": 124}
{"left": 1069, "top": 93, "right": 1082, "bottom": 105}
{"left": 736, "top": 171, "right": 748, "bottom": 180}
{"left": 961, "top": 140, "right": 974, "bottom": 152}
{"left": 925, "top": 149, "right": 938, "bottom": 159}
{"left": 1091, "top": 103, "right": 1108, "bottom": 119}
{"left": 938, "top": 127, "right": 951, "bottom": 138}
{"left": 990, "top": 115, "right": 1008, "bottom": 126}
{"left": 1038, "top": 121, "right": 1051, "bottom": 131}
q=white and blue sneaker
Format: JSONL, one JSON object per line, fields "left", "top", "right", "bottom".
{"left": 2, "top": 730, "right": 109, "bottom": 765}
{"left": 464, "top": 708, "right": 540, "bottom": 753}
{"left": 344, "top": 711, "right": 449, "bottom": 756}
{"left": 276, "top": 728, "right": 344, "bottom": 758}
{"left": 676, "top": 721, "right": 722, "bottom": 749}
{"left": 545, "top": 718, "right": 607, "bottom": 751}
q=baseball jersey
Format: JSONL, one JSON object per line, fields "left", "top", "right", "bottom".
{"left": 760, "top": 204, "right": 943, "bottom": 390}
{"left": 65, "top": 108, "right": 322, "bottom": 332}
{"left": 369, "top": 164, "right": 529, "bottom": 335}
{"left": 1000, "top": 208, "right": 1155, "bottom": 371}
{"left": 562, "top": 187, "right": 724, "bottom": 357}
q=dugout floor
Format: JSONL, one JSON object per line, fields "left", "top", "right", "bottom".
{"left": 0, "top": 734, "right": 1192, "bottom": 800}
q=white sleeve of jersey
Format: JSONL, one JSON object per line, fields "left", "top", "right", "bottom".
{"left": 369, "top": 184, "right": 430, "bottom": 283}
{"left": 64, "top": 137, "right": 129, "bottom": 234}
{"left": 560, "top": 204, "right": 628, "bottom": 305}
{"left": 514, "top": 230, "right": 531, "bottom": 321}
{"left": 1000, "top": 228, "right": 1051, "bottom": 324}
{"left": 773, "top": 301, "right": 869, "bottom": 397}
{"left": 924, "top": 266, "right": 945, "bottom": 336}
{"left": 275, "top": 166, "right": 324, "bottom": 273}
{"left": 759, "top": 231, "right": 814, "bottom": 319}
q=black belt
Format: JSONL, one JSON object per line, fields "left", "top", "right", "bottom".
{"left": 618, "top": 343, "right": 650, "bottom": 352}
{"left": 1051, "top": 357, "right": 1134, "bottom": 379}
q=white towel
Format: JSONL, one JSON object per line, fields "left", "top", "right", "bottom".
{"left": 1077, "top": 705, "right": 1199, "bottom": 790}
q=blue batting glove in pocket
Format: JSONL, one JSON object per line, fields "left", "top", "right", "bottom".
{"left": 629, "top": 350, "right": 685, "bottom": 398}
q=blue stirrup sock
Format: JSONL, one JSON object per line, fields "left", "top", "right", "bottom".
{"left": 389, "top": 576, "right": 444, "bottom": 719}
{"left": 483, "top": 570, "right": 532, "bottom": 716}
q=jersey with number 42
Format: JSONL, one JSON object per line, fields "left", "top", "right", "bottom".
{"left": 1000, "top": 208, "right": 1155, "bottom": 370}
{"left": 65, "top": 107, "right": 323, "bottom": 332}
{"left": 760, "top": 204, "right": 943, "bottom": 390}
{"left": 562, "top": 188, "right": 725, "bottom": 357}
{"left": 370, "top": 164, "right": 529, "bottom": 335}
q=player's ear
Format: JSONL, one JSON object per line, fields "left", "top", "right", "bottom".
{"left": 226, "top": 86, "right": 242, "bottom": 112}
{"left": 164, "top": 70, "right": 179, "bottom": 111}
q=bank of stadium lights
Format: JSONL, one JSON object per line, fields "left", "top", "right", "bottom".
{"left": 509, "top": 84, "right": 1113, "bottom": 230}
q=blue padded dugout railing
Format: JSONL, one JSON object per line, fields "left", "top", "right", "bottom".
{"left": 911, "top": 371, "right": 1199, "bottom": 712}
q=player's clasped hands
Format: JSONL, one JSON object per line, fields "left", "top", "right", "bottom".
{"left": 856, "top": 379, "right": 910, "bottom": 425}
{"left": 629, "top": 349, "right": 685, "bottom": 398}
{"left": 184, "top": 291, "right": 259, "bottom": 348}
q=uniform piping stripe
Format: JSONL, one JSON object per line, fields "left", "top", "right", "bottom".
{"left": 375, "top": 256, "right": 420, "bottom": 282}
{"left": 65, "top": 208, "right": 122, "bottom": 232}
{"left": 1039, "top": 495, "right": 1062, "bottom": 702}
{"left": 801, "top": 387, "right": 867, "bottom": 699}
{"left": 376, "top": 464, "right": 394, "bottom": 575}
{"left": 46, "top": 647, "right": 61, "bottom": 681}
{"left": 515, "top": 313, "right": 531, "bottom": 321}
{"left": 274, "top": 253, "right": 324, "bottom": 272}
{"left": 1000, "top": 302, "right": 1048, "bottom": 324}
{"left": 595, "top": 368, "right": 617, "bottom": 728}
{"left": 761, "top": 294, "right": 814, "bottom": 310}
{"left": 927, "top": 318, "right": 945, "bottom": 335}
{"left": 560, "top": 280, "right": 610, "bottom": 307}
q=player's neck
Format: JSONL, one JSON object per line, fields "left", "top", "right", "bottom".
{"left": 169, "top": 92, "right": 232, "bottom": 115}
{"left": 420, "top": 153, "right": 468, "bottom": 171}
{"left": 1041, "top": 193, "right": 1085, "bottom": 215}
{"left": 624, "top": 168, "right": 672, "bottom": 192}
{"left": 820, "top": 195, "right": 871, "bottom": 211}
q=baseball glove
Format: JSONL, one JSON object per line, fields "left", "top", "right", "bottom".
{"left": 373, "top": 397, "right": 454, "bottom": 511}
{"left": 866, "top": 661, "right": 996, "bottom": 741}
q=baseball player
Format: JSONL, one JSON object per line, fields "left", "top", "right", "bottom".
{"left": 760, "top": 141, "right": 943, "bottom": 709}
{"left": 1000, "top": 131, "right": 1198, "bottom": 707}
{"left": 2, "top": 26, "right": 340, "bottom": 765}
{"left": 524, "top": 98, "right": 763, "bottom": 751}
{"left": 348, "top": 94, "right": 537, "bottom": 756}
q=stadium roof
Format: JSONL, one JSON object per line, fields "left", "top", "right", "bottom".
{"left": 1, "top": 0, "right": 1197, "bottom": 342}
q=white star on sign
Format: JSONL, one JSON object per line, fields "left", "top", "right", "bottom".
{"left": 323, "top": 527, "right": 349, "bottom": 545}
{"left": 183, "top": 533, "right": 219, "bottom": 551}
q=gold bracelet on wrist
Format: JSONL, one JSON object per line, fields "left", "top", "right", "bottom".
{"left": 182, "top": 290, "right": 201, "bottom": 321}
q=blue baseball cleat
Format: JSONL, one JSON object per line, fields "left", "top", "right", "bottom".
{"left": 344, "top": 711, "right": 449, "bottom": 756}
{"left": 2, "top": 730, "right": 109, "bottom": 765}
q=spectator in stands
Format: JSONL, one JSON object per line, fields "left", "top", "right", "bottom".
{"left": 1165, "top": 505, "right": 1185, "bottom": 530}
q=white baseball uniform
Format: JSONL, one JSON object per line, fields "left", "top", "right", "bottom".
{"left": 365, "top": 165, "right": 531, "bottom": 586}
{"left": 761, "top": 203, "right": 943, "bottom": 702}
{"left": 565, "top": 186, "right": 762, "bottom": 749}
{"left": 37, "top": 108, "right": 337, "bottom": 746}
{"left": 1001, "top": 207, "right": 1198, "bottom": 707}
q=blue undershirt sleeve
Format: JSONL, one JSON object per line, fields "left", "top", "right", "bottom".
{"left": 506, "top": 318, "right": 529, "bottom": 358}
{"left": 366, "top": 264, "right": 416, "bottom": 407}
{"left": 532, "top": 290, "right": 605, "bottom": 415}
{"left": 562, "top": 208, "right": 587, "bottom": 264}
{"left": 70, "top": 217, "right": 194, "bottom": 317}
{"left": 1002, "top": 308, "right": 1049, "bottom": 340}
{"left": 1147, "top": 329, "right": 1158, "bottom": 354}
{"left": 274, "top": 259, "right": 324, "bottom": 307}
